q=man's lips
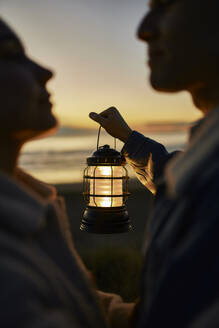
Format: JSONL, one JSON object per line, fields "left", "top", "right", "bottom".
{"left": 148, "top": 48, "right": 164, "bottom": 66}
{"left": 148, "top": 48, "right": 164, "bottom": 58}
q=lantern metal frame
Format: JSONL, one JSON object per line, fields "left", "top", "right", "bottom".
{"left": 80, "top": 127, "right": 132, "bottom": 234}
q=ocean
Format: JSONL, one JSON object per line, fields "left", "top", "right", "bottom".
{"left": 19, "top": 130, "right": 188, "bottom": 184}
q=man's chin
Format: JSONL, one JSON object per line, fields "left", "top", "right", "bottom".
{"left": 150, "top": 73, "right": 185, "bottom": 93}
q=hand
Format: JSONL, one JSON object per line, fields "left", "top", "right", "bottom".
{"left": 89, "top": 107, "right": 132, "bottom": 143}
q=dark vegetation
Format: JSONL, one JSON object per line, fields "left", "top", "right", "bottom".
{"left": 59, "top": 179, "right": 153, "bottom": 301}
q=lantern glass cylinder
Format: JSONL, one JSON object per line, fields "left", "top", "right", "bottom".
{"left": 88, "top": 166, "right": 124, "bottom": 207}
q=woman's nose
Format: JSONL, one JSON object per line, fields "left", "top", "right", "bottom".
{"left": 29, "top": 59, "right": 54, "bottom": 85}
{"left": 137, "top": 12, "right": 159, "bottom": 43}
{"left": 41, "top": 67, "right": 54, "bottom": 83}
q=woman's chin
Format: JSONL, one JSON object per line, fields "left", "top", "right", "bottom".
{"left": 11, "top": 117, "right": 59, "bottom": 142}
{"left": 32, "top": 123, "right": 59, "bottom": 140}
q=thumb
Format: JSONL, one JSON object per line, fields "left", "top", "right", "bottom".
{"left": 89, "top": 112, "right": 106, "bottom": 126}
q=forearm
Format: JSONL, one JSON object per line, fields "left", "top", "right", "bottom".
{"left": 122, "top": 131, "right": 171, "bottom": 194}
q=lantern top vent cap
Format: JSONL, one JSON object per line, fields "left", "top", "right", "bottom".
{"left": 87, "top": 144, "right": 125, "bottom": 165}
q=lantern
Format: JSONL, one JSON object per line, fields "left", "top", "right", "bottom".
{"left": 80, "top": 128, "right": 132, "bottom": 233}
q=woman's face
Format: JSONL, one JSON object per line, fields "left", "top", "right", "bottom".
{"left": 0, "top": 19, "right": 58, "bottom": 141}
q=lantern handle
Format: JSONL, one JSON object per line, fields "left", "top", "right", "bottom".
{"left": 97, "top": 125, "right": 117, "bottom": 150}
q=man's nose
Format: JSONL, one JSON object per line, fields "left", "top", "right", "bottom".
{"left": 137, "top": 12, "right": 159, "bottom": 42}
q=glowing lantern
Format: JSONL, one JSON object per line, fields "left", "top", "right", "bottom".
{"left": 81, "top": 137, "right": 131, "bottom": 233}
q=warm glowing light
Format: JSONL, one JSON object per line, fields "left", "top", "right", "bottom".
{"left": 99, "top": 166, "right": 112, "bottom": 176}
{"left": 100, "top": 197, "right": 112, "bottom": 207}
{"left": 88, "top": 166, "right": 124, "bottom": 207}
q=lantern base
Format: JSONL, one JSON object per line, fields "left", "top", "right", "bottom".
{"left": 80, "top": 206, "right": 132, "bottom": 234}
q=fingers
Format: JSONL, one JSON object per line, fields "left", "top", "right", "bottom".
{"left": 89, "top": 107, "right": 131, "bottom": 142}
{"left": 99, "top": 107, "right": 118, "bottom": 118}
{"left": 89, "top": 112, "right": 107, "bottom": 126}
{"left": 89, "top": 107, "right": 118, "bottom": 126}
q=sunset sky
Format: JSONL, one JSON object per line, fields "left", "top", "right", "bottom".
{"left": 1, "top": 0, "right": 201, "bottom": 129}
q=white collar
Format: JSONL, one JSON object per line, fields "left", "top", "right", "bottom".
{"left": 0, "top": 170, "right": 54, "bottom": 235}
